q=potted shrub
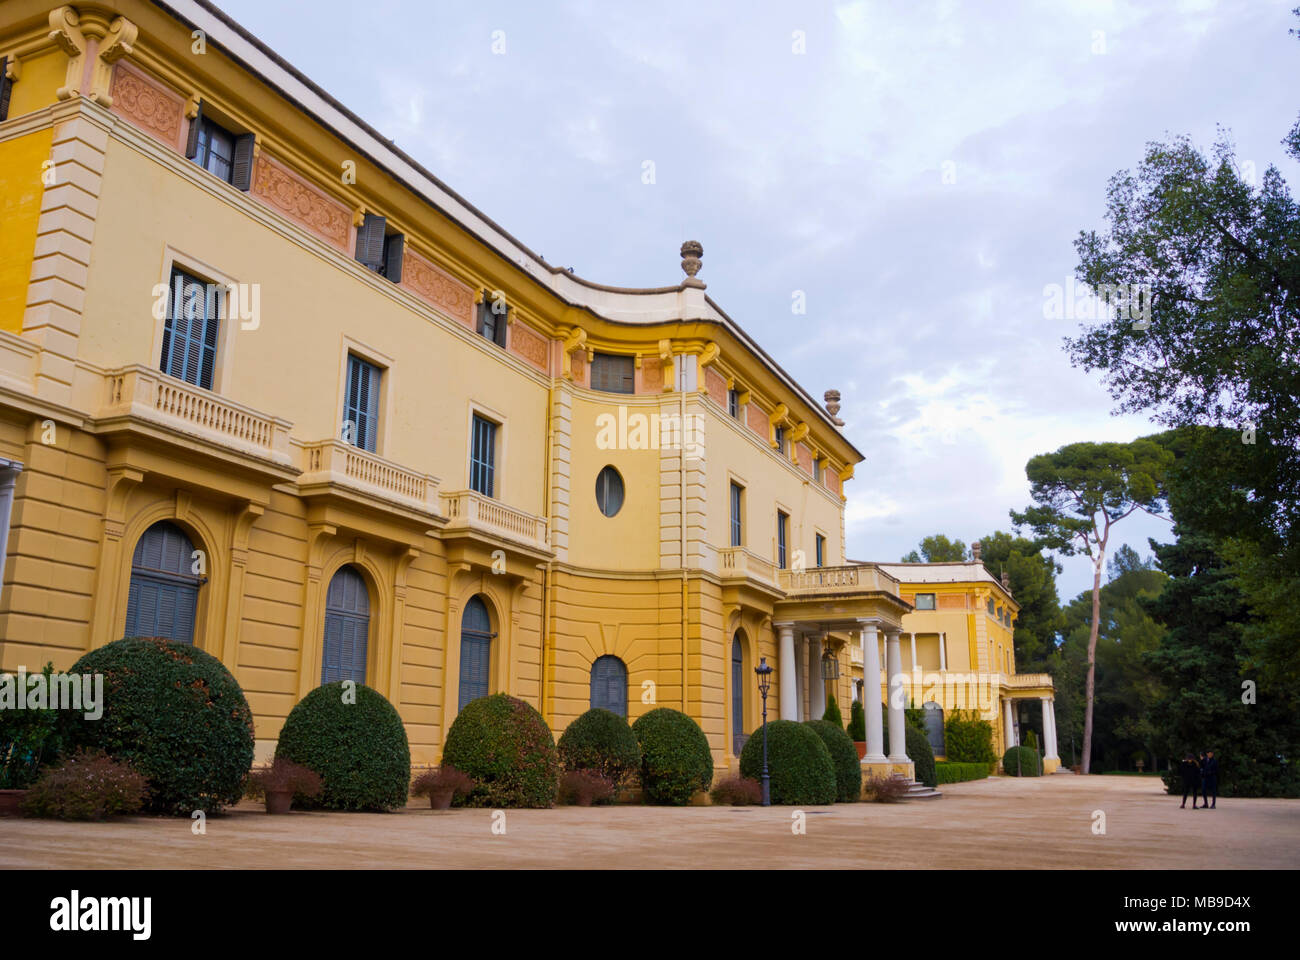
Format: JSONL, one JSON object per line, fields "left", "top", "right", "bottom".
{"left": 247, "top": 758, "right": 322, "bottom": 814}
{"left": 411, "top": 765, "right": 475, "bottom": 810}
{"left": 848, "top": 699, "right": 867, "bottom": 759}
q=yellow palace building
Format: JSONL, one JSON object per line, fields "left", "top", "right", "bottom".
{"left": 0, "top": 0, "right": 1056, "bottom": 780}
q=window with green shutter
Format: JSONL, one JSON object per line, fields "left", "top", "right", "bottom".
{"left": 470, "top": 414, "right": 497, "bottom": 496}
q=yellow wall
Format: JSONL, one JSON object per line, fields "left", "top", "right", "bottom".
{"left": 0, "top": 127, "right": 50, "bottom": 332}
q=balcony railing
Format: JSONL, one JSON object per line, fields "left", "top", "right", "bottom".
{"left": 718, "top": 546, "right": 777, "bottom": 585}
{"left": 299, "top": 439, "right": 440, "bottom": 515}
{"left": 1004, "top": 672, "right": 1055, "bottom": 690}
{"left": 103, "top": 365, "right": 293, "bottom": 466}
{"left": 439, "top": 489, "right": 549, "bottom": 550}
{"left": 779, "top": 563, "right": 901, "bottom": 598}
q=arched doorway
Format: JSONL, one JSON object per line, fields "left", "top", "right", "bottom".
{"left": 589, "top": 655, "right": 628, "bottom": 717}
{"left": 321, "top": 565, "right": 370, "bottom": 684}
{"left": 124, "top": 521, "right": 203, "bottom": 644}
{"left": 459, "top": 595, "right": 494, "bottom": 711}
{"left": 923, "top": 700, "right": 945, "bottom": 757}
{"left": 731, "top": 632, "right": 746, "bottom": 756}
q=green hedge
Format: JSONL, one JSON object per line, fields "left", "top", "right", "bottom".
{"left": 803, "top": 719, "right": 860, "bottom": 802}
{"left": 442, "top": 694, "right": 559, "bottom": 808}
{"left": 632, "top": 708, "right": 713, "bottom": 805}
{"left": 557, "top": 708, "right": 640, "bottom": 792}
{"left": 276, "top": 682, "right": 411, "bottom": 810}
{"left": 740, "top": 720, "right": 836, "bottom": 805}
{"left": 935, "top": 761, "right": 991, "bottom": 784}
{"left": 944, "top": 710, "right": 997, "bottom": 764}
{"left": 65, "top": 637, "right": 254, "bottom": 814}
{"left": 1001, "top": 745, "right": 1041, "bottom": 777}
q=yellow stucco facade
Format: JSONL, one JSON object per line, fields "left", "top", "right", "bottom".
{"left": 0, "top": 0, "right": 1055, "bottom": 782}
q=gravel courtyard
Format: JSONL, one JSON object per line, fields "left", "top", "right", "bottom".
{"left": 2, "top": 774, "right": 1296, "bottom": 869}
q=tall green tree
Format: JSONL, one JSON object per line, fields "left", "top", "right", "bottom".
{"left": 1144, "top": 527, "right": 1300, "bottom": 796}
{"left": 1010, "top": 439, "right": 1172, "bottom": 773}
{"left": 899, "top": 534, "right": 970, "bottom": 563}
{"left": 976, "top": 530, "right": 1063, "bottom": 673}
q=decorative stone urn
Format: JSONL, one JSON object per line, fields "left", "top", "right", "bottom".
{"left": 680, "top": 241, "right": 703, "bottom": 281}
{"left": 824, "top": 389, "right": 844, "bottom": 426}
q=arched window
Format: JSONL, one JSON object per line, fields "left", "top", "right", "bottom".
{"left": 590, "top": 655, "right": 628, "bottom": 717}
{"left": 459, "top": 595, "right": 493, "bottom": 711}
{"left": 731, "top": 633, "right": 746, "bottom": 756}
{"left": 321, "top": 565, "right": 370, "bottom": 684}
{"left": 923, "top": 701, "right": 945, "bottom": 757}
{"left": 124, "top": 521, "right": 203, "bottom": 644}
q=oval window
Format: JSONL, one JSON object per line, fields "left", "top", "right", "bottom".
{"left": 595, "top": 466, "right": 625, "bottom": 517}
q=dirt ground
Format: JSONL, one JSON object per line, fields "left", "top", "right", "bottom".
{"left": 2, "top": 773, "right": 1296, "bottom": 869}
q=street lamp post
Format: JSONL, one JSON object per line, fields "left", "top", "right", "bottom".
{"left": 755, "top": 656, "right": 774, "bottom": 806}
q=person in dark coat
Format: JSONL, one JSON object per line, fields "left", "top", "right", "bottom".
{"left": 1179, "top": 753, "right": 1201, "bottom": 808}
{"left": 1201, "top": 750, "right": 1218, "bottom": 808}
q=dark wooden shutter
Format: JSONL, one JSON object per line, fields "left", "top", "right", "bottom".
{"left": 590, "top": 656, "right": 628, "bottom": 717}
{"left": 493, "top": 304, "right": 508, "bottom": 345}
{"left": 459, "top": 596, "right": 493, "bottom": 710}
{"left": 124, "top": 522, "right": 200, "bottom": 644}
{"left": 185, "top": 100, "right": 204, "bottom": 159}
{"left": 321, "top": 565, "right": 370, "bottom": 684}
{"left": 383, "top": 232, "right": 404, "bottom": 282}
{"left": 0, "top": 58, "right": 12, "bottom": 123}
{"left": 731, "top": 637, "right": 744, "bottom": 755}
{"left": 231, "top": 132, "right": 255, "bottom": 191}
{"left": 354, "top": 213, "right": 386, "bottom": 270}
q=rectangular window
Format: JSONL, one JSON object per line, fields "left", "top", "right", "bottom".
{"left": 354, "top": 213, "right": 404, "bottom": 282}
{"left": 815, "top": 534, "right": 826, "bottom": 568}
{"left": 343, "top": 354, "right": 382, "bottom": 452}
{"left": 185, "top": 102, "right": 254, "bottom": 189}
{"left": 591, "top": 353, "right": 635, "bottom": 394}
{"left": 470, "top": 414, "right": 497, "bottom": 497}
{"left": 729, "top": 482, "right": 743, "bottom": 547}
{"left": 777, "top": 510, "right": 788, "bottom": 569}
{"left": 160, "top": 267, "right": 221, "bottom": 390}
{"left": 476, "top": 299, "right": 508, "bottom": 347}
{"left": 774, "top": 425, "right": 786, "bottom": 455}
{"left": 914, "top": 593, "right": 936, "bottom": 610}
{"left": 813, "top": 458, "right": 822, "bottom": 482}
{"left": 727, "top": 388, "right": 739, "bottom": 419}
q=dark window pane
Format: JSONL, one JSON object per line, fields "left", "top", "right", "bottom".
{"left": 591, "top": 353, "right": 634, "bottom": 393}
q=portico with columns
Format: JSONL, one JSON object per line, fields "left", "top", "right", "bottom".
{"left": 771, "top": 562, "right": 916, "bottom": 781}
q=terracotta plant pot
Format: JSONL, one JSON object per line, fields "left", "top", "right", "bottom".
{"left": 854, "top": 742, "right": 867, "bottom": 760}
{"left": 264, "top": 789, "right": 294, "bottom": 814}
{"left": 0, "top": 789, "right": 27, "bottom": 817}
{"left": 429, "top": 787, "right": 454, "bottom": 810}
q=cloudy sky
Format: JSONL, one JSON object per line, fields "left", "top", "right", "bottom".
{"left": 214, "top": 0, "right": 1298, "bottom": 599}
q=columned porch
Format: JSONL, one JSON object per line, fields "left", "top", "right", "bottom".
{"left": 1000, "top": 673, "right": 1060, "bottom": 773}
{"left": 773, "top": 563, "right": 915, "bottom": 782}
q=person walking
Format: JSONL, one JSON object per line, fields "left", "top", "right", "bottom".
{"left": 1179, "top": 753, "right": 1201, "bottom": 809}
{"left": 1201, "top": 750, "right": 1218, "bottom": 809}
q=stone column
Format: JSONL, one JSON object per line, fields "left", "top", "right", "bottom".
{"left": 793, "top": 633, "right": 805, "bottom": 720}
{"left": 859, "top": 621, "right": 885, "bottom": 763}
{"left": 808, "top": 634, "right": 826, "bottom": 721}
{"left": 1003, "top": 698, "right": 1016, "bottom": 750}
{"left": 910, "top": 632, "right": 917, "bottom": 671}
{"left": 939, "top": 631, "right": 947, "bottom": 671}
{"left": 886, "top": 629, "right": 909, "bottom": 763}
{"left": 1043, "top": 697, "right": 1060, "bottom": 760}
{"left": 777, "top": 622, "right": 797, "bottom": 721}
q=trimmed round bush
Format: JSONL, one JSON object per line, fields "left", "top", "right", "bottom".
{"left": 558, "top": 708, "right": 641, "bottom": 792}
{"left": 804, "top": 719, "right": 861, "bottom": 802}
{"left": 276, "top": 682, "right": 411, "bottom": 810}
{"left": 441, "top": 694, "right": 559, "bottom": 808}
{"left": 907, "top": 726, "right": 937, "bottom": 788}
{"left": 631, "top": 708, "right": 713, "bottom": 805}
{"left": 65, "top": 637, "right": 254, "bottom": 814}
{"left": 740, "top": 720, "right": 836, "bottom": 805}
{"left": 1002, "top": 745, "right": 1041, "bottom": 777}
